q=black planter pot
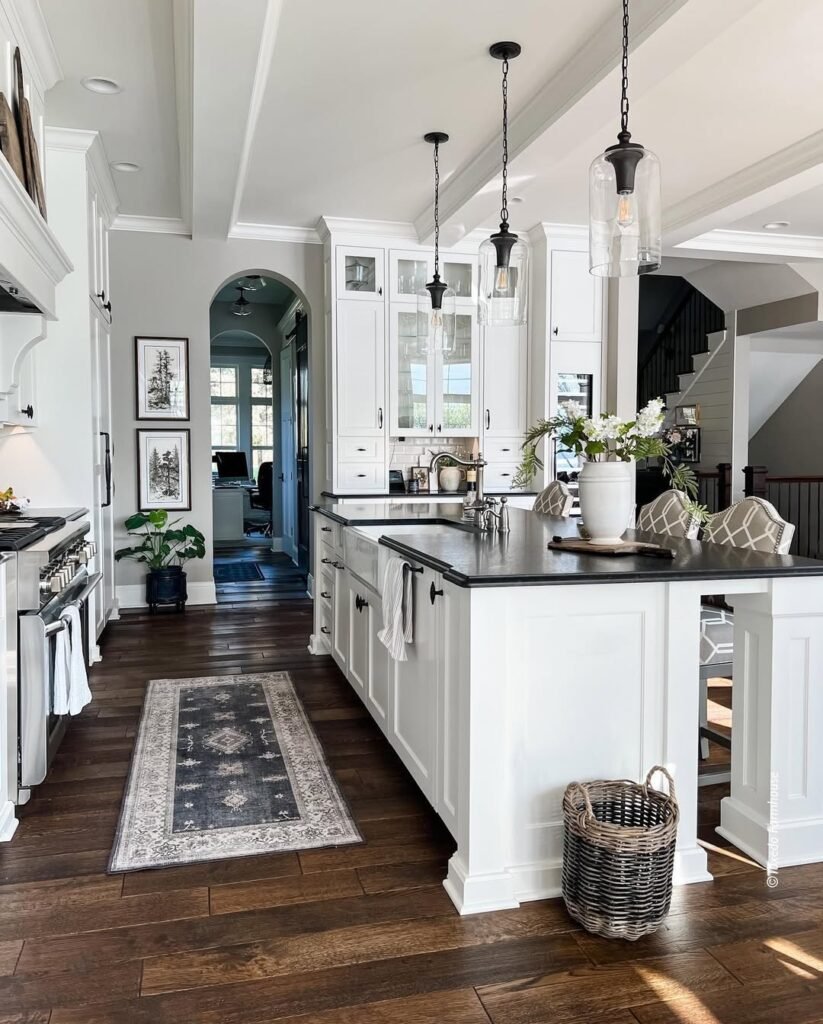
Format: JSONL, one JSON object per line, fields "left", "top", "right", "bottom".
{"left": 146, "top": 566, "right": 188, "bottom": 613}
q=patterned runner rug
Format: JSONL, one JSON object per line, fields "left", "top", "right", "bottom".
{"left": 213, "top": 562, "right": 265, "bottom": 583}
{"left": 109, "top": 672, "right": 361, "bottom": 872}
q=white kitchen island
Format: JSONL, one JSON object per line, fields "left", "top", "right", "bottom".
{"left": 310, "top": 501, "right": 823, "bottom": 915}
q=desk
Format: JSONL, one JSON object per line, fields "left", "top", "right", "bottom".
{"left": 212, "top": 487, "right": 254, "bottom": 541}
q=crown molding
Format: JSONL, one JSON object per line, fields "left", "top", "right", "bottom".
{"left": 44, "top": 127, "right": 120, "bottom": 227}
{"left": 674, "top": 228, "right": 823, "bottom": 260}
{"left": 5, "top": 0, "right": 63, "bottom": 93}
{"left": 111, "top": 215, "right": 191, "bottom": 236}
{"left": 317, "top": 217, "right": 418, "bottom": 242}
{"left": 230, "top": 221, "right": 321, "bottom": 245}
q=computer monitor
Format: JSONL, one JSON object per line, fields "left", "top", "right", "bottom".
{"left": 214, "top": 450, "right": 250, "bottom": 481}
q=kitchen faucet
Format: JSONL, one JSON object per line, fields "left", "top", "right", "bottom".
{"left": 428, "top": 450, "right": 490, "bottom": 522}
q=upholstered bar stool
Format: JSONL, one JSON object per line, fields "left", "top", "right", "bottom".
{"left": 533, "top": 479, "right": 573, "bottom": 517}
{"left": 698, "top": 497, "right": 795, "bottom": 784}
{"left": 636, "top": 489, "right": 700, "bottom": 539}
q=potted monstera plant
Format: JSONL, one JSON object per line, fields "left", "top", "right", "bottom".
{"left": 115, "top": 510, "right": 206, "bottom": 612}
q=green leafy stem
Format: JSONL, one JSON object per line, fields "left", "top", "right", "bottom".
{"left": 115, "top": 509, "right": 206, "bottom": 570}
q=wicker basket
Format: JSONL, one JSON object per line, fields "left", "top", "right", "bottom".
{"left": 561, "top": 766, "right": 679, "bottom": 941}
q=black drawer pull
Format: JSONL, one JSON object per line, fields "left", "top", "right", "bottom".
{"left": 321, "top": 591, "right": 331, "bottom": 600}
{"left": 333, "top": 561, "right": 344, "bottom": 570}
{"left": 355, "top": 594, "right": 369, "bottom": 612}
{"left": 501, "top": 448, "right": 511, "bottom": 452}
{"left": 321, "top": 526, "right": 332, "bottom": 532}
{"left": 357, "top": 447, "right": 366, "bottom": 452}
{"left": 357, "top": 473, "right": 366, "bottom": 478}
{"left": 501, "top": 473, "right": 511, "bottom": 477}
{"left": 430, "top": 581, "right": 444, "bottom": 604}
{"left": 321, "top": 626, "right": 331, "bottom": 634}
{"left": 321, "top": 557, "right": 332, "bottom": 564}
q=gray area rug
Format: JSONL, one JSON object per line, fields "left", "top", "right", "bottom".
{"left": 109, "top": 672, "right": 361, "bottom": 872}
{"left": 214, "top": 562, "right": 265, "bottom": 583}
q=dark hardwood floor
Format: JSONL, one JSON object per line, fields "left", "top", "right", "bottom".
{"left": 1, "top": 589, "right": 822, "bottom": 1022}
{"left": 213, "top": 543, "right": 309, "bottom": 604}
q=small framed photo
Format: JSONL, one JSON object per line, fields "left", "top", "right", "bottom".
{"left": 666, "top": 425, "right": 701, "bottom": 464}
{"left": 137, "top": 429, "right": 191, "bottom": 511}
{"left": 135, "top": 337, "right": 189, "bottom": 420}
{"left": 675, "top": 404, "right": 699, "bottom": 426}
{"left": 410, "top": 466, "right": 430, "bottom": 491}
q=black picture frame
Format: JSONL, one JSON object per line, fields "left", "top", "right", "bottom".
{"left": 136, "top": 428, "right": 191, "bottom": 511}
{"left": 135, "top": 336, "right": 190, "bottom": 420}
{"left": 669, "top": 425, "right": 701, "bottom": 464}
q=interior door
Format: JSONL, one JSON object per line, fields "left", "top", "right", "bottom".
{"left": 295, "top": 317, "right": 310, "bottom": 572}
{"left": 90, "top": 308, "right": 114, "bottom": 640}
{"left": 280, "top": 344, "right": 296, "bottom": 561}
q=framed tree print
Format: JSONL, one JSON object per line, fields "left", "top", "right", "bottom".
{"left": 135, "top": 337, "right": 189, "bottom": 419}
{"left": 137, "top": 429, "right": 191, "bottom": 511}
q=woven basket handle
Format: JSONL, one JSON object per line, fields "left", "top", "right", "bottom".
{"left": 644, "top": 765, "right": 677, "bottom": 803}
{"left": 568, "top": 782, "right": 595, "bottom": 819}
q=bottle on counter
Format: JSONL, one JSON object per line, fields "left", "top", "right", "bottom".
{"left": 463, "top": 467, "right": 477, "bottom": 519}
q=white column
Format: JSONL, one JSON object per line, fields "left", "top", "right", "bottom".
{"left": 719, "top": 577, "right": 823, "bottom": 869}
{"left": 605, "top": 276, "right": 639, "bottom": 418}
{"left": 729, "top": 315, "right": 750, "bottom": 502}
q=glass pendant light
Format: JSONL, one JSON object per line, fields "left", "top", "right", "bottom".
{"left": 589, "top": 0, "right": 661, "bottom": 277}
{"left": 240, "top": 274, "right": 266, "bottom": 292}
{"left": 417, "top": 132, "right": 456, "bottom": 355}
{"left": 231, "top": 285, "right": 252, "bottom": 317}
{"left": 479, "top": 42, "right": 528, "bottom": 326}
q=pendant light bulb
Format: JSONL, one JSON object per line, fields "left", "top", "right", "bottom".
{"left": 589, "top": 0, "right": 661, "bottom": 277}
{"left": 418, "top": 132, "right": 456, "bottom": 354}
{"left": 479, "top": 42, "right": 528, "bottom": 326}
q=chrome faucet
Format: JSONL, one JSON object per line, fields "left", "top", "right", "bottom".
{"left": 428, "top": 450, "right": 488, "bottom": 504}
{"left": 480, "top": 496, "right": 511, "bottom": 534}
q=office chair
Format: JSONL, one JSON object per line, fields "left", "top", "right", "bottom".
{"left": 248, "top": 461, "right": 273, "bottom": 537}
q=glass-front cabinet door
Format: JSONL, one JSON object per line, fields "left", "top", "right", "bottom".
{"left": 441, "top": 254, "right": 476, "bottom": 305}
{"left": 337, "top": 245, "right": 384, "bottom": 300}
{"left": 390, "top": 306, "right": 433, "bottom": 436}
{"left": 435, "top": 311, "right": 478, "bottom": 437}
{"left": 389, "top": 250, "right": 432, "bottom": 302}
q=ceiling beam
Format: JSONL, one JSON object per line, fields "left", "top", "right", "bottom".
{"left": 172, "top": 0, "right": 193, "bottom": 231}
{"left": 189, "top": 0, "right": 280, "bottom": 239}
{"left": 412, "top": 0, "right": 692, "bottom": 244}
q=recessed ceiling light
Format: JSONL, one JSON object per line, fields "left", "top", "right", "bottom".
{"left": 111, "top": 161, "right": 140, "bottom": 173}
{"left": 763, "top": 220, "right": 790, "bottom": 230}
{"left": 81, "top": 76, "right": 122, "bottom": 95}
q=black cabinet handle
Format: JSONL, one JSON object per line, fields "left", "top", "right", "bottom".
{"left": 429, "top": 424, "right": 434, "bottom": 433}
{"left": 501, "top": 472, "right": 511, "bottom": 477}
{"left": 321, "top": 526, "right": 332, "bottom": 532}
{"left": 97, "top": 291, "right": 112, "bottom": 314}
{"left": 501, "top": 447, "right": 511, "bottom": 452}
{"left": 357, "top": 447, "right": 366, "bottom": 452}
{"left": 101, "top": 431, "right": 112, "bottom": 507}
{"left": 378, "top": 407, "right": 383, "bottom": 429}
{"left": 378, "top": 286, "right": 383, "bottom": 296}
{"left": 333, "top": 561, "right": 344, "bottom": 570}
{"left": 357, "top": 473, "right": 366, "bottom": 478}
{"left": 437, "top": 424, "right": 442, "bottom": 433}
{"left": 485, "top": 409, "right": 490, "bottom": 429}
{"left": 321, "top": 591, "right": 331, "bottom": 600}
{"left": 321, "top": 557, "right": 332, "bottom": 564}
{"left": 20, "top": 404, "right": 33, "bottom": 419}
{"left": 553, "top": 326, "right": 559, "bottom": 336}
{"left": 430, "top": 581, "right": 444, "bottom": 604}
{"left": 355, "top": 594, "right": 369, "bottom": 612}
{"left": 321, "top": 626, "right": 331, "bottom": 635}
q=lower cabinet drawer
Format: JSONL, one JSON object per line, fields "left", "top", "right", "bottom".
{"left": 318, "top": 603, "right": 332, "bottom": 642}
{"left": 318, "top": 569, "right": 334, "bottom": 604}
{"left": 338, "top": 436, "right": 384, "bottom": 461}
{"left": 484, "top": 437, "right": 524, "bottom": 462}
{"left": 337, "top": 461, "right": 386, "bottom": 491}
{"left": 485, "top": 463, "right": 522, "bottom": 491}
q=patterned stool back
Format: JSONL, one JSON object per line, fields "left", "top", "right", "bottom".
{"left": 702, "top": 496, "right": 794, "bottom": 554}
{"left": 637, "top": 489, "right": 700, "bottom": 539}
{"left": 533, "top": 480, "right": 573, "bottom": 517}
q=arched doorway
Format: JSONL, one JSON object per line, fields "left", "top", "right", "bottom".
{"left": 208, "top": 272, "right": 310, "bottom": 599}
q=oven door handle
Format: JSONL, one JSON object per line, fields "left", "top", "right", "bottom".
{"left": 71, "top": 571, "right": 103, "bottom": 608}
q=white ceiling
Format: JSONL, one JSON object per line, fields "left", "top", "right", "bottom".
{"left": 40, "top": 0, "right": 181, "bottom": 219}
{"left": 213, "top": 277, "right": 295, "bottom": 306}
{"left": 34, "top": 0, "right": 823, "bottom": 257}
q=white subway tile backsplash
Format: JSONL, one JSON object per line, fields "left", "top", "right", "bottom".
{"left": 388, "top": 436, "right": 478, "bottom": 477}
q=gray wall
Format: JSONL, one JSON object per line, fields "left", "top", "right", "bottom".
{"left": 749, "top": 360, "right": 823, "bottom": 476}
{"left": 109, "top": 231, "right": 323, "bottom": 595}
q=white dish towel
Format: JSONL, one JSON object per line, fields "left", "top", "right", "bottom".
{"left": 52, "top": 606, "right": 92, "bottom": 716}
{"left": 378, "top": 557, "right": 414, "bottom": 661}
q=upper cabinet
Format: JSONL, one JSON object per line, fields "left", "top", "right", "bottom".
{"left": 482, "top": 324, "right": 528, "bottom": 438}
{"left": 389, "top": 250, "right": 476, "bottom": 306}
{"left": 336, "top": 300, "right": 386, "bottom": 437}
{"left": 389, "top": 305, "right": 478, "bottom": 438}
{"left": 336, "top": 245, "right": 384, "bottom": 300}
{"left": 550, "top": 248, "right": 603, "bottom": 342}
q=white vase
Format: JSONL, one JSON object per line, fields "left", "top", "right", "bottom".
{"left": 439, "top": 466, "right": 463, "bottom": 493}
{"left": 578, "top": 460, "right": 633, "bottom": 544}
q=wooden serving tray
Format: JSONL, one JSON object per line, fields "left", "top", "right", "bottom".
{"left": 548, "top": 537, "right": 675, "bottom": 559}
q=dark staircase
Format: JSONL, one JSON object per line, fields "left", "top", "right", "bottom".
{"left": 637, "top": 277, "right": 725, "bottom": 408}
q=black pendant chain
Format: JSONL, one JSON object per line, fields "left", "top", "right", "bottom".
{"left": 619, "top": 0, "right": 630, "bottom": 140}
{"left": 433, "top": 138, "right": 440, "bottom": 275}
{"left": 500, "top": 56, "right": 510, "bottom": 224}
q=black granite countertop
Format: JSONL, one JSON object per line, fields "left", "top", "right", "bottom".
{"left": 311, "top": 500, "right": 823, "bottom": 588}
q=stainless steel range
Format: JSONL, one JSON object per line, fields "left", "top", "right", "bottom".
{"left": 4, "top": 513, "right": 100, "bottom": 803}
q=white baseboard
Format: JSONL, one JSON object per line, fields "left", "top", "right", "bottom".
{"left": 0, "top": 800, "right": 18, "bottom": 842}
{"left": 115, "top": 581, "right": 217, "bottom": 609}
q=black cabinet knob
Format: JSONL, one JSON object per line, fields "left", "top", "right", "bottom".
{"left": 429, "top": 581, "right": 444, "bottom": 604}
{"left": 20, "top": 404, "right": 33, "bottom": 419}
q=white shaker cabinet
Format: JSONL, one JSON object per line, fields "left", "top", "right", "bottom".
{"left": 389, "top": 562, "right": 439, "bottom": 805}
{"left": 336, "top": 300, "right": 386, "bottom": 437}
{"left": 550, "top": 248, "right": 603, "bottom": 343}
{"left": 482, "top": 323, "right": 528, "bottom": 438}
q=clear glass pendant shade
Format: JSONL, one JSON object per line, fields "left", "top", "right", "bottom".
{"left": 589, "top": 145, "right": 662, "bottom": 277}
{"left": 416, "top": 287, "right": 456, "bottom": 355}
{"left": 478, "top": 233, "right": 529, "bottom": 325}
